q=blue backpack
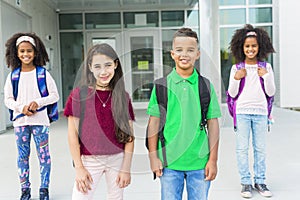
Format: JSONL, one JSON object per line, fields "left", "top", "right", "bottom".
{"left": 226, "top": 61, "right": 274, "bottom": 131}
{"left": 9, "top": 66, "right": 59, "bottom": 123}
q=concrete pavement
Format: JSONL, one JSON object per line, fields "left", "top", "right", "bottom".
{"left": 1, "top": 106, "right": 299, "bottom": 199}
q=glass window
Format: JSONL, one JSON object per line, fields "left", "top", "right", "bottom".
{"left": 59, "top": 14, "right": 83, "bottom": 30}
{"left": 249, "top": 8, "right": 272, "bottom": 23}
{"left": 85, "top": 13, "right": 121, "bottom": 29}
{"left": 187, "top": 10, "right": 199, "bottom": 27}
{"left": 60, "top": 32, "right": 84, "bottom": 105}
{"left": 162, "top": 30, "right": 177, "bottom": 76}
{"left": 219, "top": 9, "right": 246, "bottom": 25}
{"left": 161, "top": 11, "right": 184, "bottom": 27}
{"left": 256, "top": 25, "right": 274, "bottom": 63}
{"left": 249, "top": 0, "right": 272, "bottom": 5}
{"left": 219, "top": 0, "right": 245, "bottom": 6}
{"left": 220, "top": 27, "right": 238, "bottom": 102}
{"left": 123, "top": 12, "right": 158, "bottom": 28}
{"left": 130, "top": 36, "right": 154, "bottom": 102}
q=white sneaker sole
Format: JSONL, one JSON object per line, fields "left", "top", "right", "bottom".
{"left": 241, "top": 192, "right": 252, "bottom": 198}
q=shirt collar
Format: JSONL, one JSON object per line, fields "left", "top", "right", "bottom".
{"left": 170, "top": 68, "right": 198, "bottom": 85}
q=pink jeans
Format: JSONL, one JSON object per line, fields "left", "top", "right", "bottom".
{"left": 72, "top": 152, "right": 124, "bottom": 200}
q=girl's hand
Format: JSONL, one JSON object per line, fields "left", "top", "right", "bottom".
{"left": 28, "top": 101, "right": 38, "bottom": 113}
{"left": 75, "top": 166, "right": 93, "bottom": 194}
{"left": 257, "top": 67, "right": 267, "bottom": 77}
{"left": 234, "top": 68, "right": 247, "bottom": 80}
{"left": 116, "top": 171, "right": 131, "bottom": 188}
{"left": 22, "top": 105, "right": 35, "bottom": 116}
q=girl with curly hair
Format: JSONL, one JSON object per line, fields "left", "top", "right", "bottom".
{"left": 4, "top": 32, "right": 59, "bottom": 200}
{"left": 227, "top": 24, "right": 276, "bottom": 198}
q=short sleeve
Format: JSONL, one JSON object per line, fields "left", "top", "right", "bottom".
{"left": 63, "top": 87, "right": 81, "bottom": 118}
{"left": 146, "top": 85, "right": 160, "bottom": 117}
{"left": 206, "top": 83, "right": 222, "bottom": 119}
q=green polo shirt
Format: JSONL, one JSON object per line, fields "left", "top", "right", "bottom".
{"left": 147, "top": 68, "right": 221, "bottom": 171}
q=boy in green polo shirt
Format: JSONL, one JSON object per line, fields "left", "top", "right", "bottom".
{"left": 147, "top": 28, "right": 221, "bottom": 200}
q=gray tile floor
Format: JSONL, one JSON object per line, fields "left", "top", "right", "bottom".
{"left": 1, "top": 106, "right": 299, "bottom": 200}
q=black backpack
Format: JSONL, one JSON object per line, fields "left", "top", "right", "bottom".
{"left": 145, "top": 70, "right": 211, "bottom": 171}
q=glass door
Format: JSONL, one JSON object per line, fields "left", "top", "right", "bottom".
{"left": 86, "top": 32, "right": 121, "bottom": 56}
{"left": 124, "top": 29, "right": 161, "bottom": 109}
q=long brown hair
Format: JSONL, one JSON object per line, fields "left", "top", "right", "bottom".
{"left": 80, "top": 43, "right": 134, "bottom": 143}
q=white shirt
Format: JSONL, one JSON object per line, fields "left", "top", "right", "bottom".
{"left": 4, "top": 68, "right": 59, "bottom": 127}
{"left": 227, "top": 63, "right": 276, "bottom": 115}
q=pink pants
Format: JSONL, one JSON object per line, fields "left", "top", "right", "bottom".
{"left": 72, "top": 152, "right": 124, "bottom": 200}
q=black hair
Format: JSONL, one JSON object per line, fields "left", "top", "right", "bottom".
{"left": 229, "top": 24, "right": 275, "bottom": 63}
{"left": 173, "top": 27, "right": 199, "bottom": 43}
{"left": 5, "top": 32, "right": 49, "bottom": 71}
{"left": 80, "top": 43, "right": 134, "bottom": 143}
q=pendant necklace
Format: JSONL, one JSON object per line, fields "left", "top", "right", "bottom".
{"left": 96, "top": 91, "right": 112, "bottom": 107}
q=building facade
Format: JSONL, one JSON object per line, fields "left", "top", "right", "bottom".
{"left": 0, "top": 0, "right": 299, "bottom": 132}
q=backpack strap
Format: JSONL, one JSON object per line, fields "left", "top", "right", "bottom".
{"left": 232, "top": 62, "right": 246, "bottom": 131}
{"left": 154, "top": 77, "right": 168, "bottom": 168}
{"left": 78, "top": 86, "right": 88, "bottom": 140}
{"left": 35, "top": 66, "right": 48, "bottom": 112}
{"left": 197, "top": 73, "right": 211, "bottom": 131}
{"left": 10, "top": 67, "right": 23, "bottom": 121}
{"left": 257, "top": 61, "right": 274, "bottom": 120}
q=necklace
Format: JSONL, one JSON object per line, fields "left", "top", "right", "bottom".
{"left": 96, "top": 83, "right": 109, "bottom": 89}
{"left": 96, "top": 91, "right": 112, "bottom": 107}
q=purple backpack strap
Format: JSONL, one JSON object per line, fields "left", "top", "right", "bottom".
{"left": 232, "top": 62, "right": 245, "bottom": 130}
{"left": 258, "top": 61, "right": 274, "bottom": 119}
{"left": 258, "top": 61, "right": 267, "bottom": 87}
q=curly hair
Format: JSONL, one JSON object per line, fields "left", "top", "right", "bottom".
{"left": 229, "top": 24, "right": 275, "bottom": 63}
{"left": 80, "top": 43, "right": 134, "bottom": 144}
{"left": 5, "top": 32, "right": 49, "bottom": 71}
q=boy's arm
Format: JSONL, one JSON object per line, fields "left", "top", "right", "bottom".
{"left": 205, "top": 118, "right": 220, "bottom": 181}
{"left": 147, "top": 116, "right": 163, "bottom": 177}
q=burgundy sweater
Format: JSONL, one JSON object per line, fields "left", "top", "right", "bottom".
{"left": 64, "top": 87, "right": 135, "bottom": 155}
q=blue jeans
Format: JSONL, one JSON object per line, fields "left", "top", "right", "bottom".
{"left": 236, "top": 114, "right": 268, "bottom": 185}
{"left": 160, "top": 168, "right": 210, "bottom": 200}
{"left": 15, "top": 125, "right": 51, "bottom": 189}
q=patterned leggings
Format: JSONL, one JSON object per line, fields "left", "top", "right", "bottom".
{"left": 15, "top": 125, "right": 51, "bottom": 189}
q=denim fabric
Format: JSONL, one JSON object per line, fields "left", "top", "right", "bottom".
{"left": 160, "top": 168, "right": 210, "bottom": 200}
{"left": 235, "top": 114, "right": 268, "bottom": 185}
{"left": 15, "top": 125, "right": 51, "bottom": 189}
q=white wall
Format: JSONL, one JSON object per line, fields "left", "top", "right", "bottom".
{"left": 199, "top": 0, "right": 221, "bottom": 102}
{"left": 278, "top": 0, "right": 300, "bottom": 108}
{"left": 0, "top": 0, "right": 61, "bottom": 132}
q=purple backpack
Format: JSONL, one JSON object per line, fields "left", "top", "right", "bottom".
{"left": 226, "top": 61, "right": 274, "bottom": 131}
